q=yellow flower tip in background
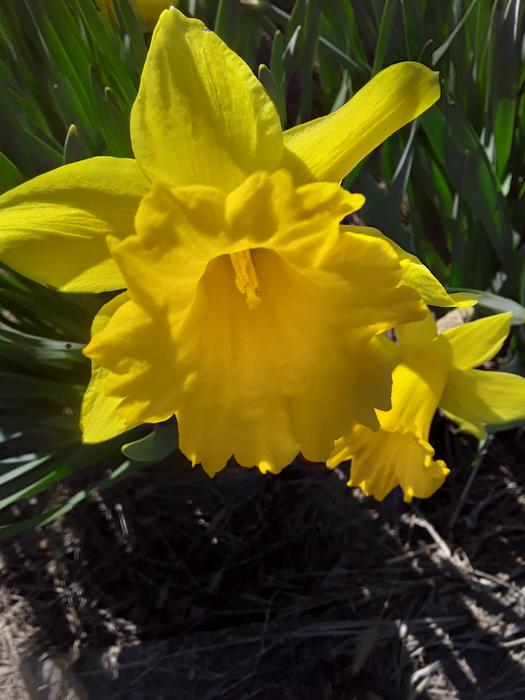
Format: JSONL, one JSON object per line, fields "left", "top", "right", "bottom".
{"left": 135, "top": 0, "right": 177, "bottom": 26}
{"left": 0, "top": 8, "right": 447, "bottom": 476}
{"left": 99, "top": 0, "right": 175, "bottom": 28}
{"left": 328, "top": 311, "right": 525, "bottom": 502}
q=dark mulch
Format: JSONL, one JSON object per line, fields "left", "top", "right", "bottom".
{"left": 1, "top": 420, "right": 525, "bottom": 699}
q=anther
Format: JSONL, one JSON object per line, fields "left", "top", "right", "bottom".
{"left": 230, "top": 250, "right": 262, "bottom": 310}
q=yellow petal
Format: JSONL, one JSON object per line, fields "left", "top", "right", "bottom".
{"left": 81, "top": 292, "right": 143, "bottom": 443}
{"left": 99, "top": 0, "right": 174, "bottom": 26}
{"left": 395, "top": 308, "right": 438, "bottom": 348}
{"left": 329, "top": 426, "right": 449, "bottom": 503}
{"left": 282, "top": 62, "right": 440, "bottom": 183}
{"left": 290, "top": 227, "right": 425, "bottom": 335}
{"left": 441, "top": 368, "right": 525, "bottom": 439}
{"left": 396, "top": 249, "right": 478, "bottom": 308}
{"left": 353, "top": 334, "right": 401, "bottom": 420}
{"left": 112, "top": 172, "right": 364, "bottom": 317}
{"left": 86, "top": 170, "right": 425, "bottom": 476}
{"left": 225, "top": 171, "right": 364, "bottom": 248}
{"left": 442, "top": 312, "right": 512, "bottom": 370}
{"left": 86, "top": 297, "right": 184, "bottom": 423}
{"left": 109, "top": 182, "right": 226, "bottom": 314}
{"left": 343, "top": 225, "right": 477, "bottom": 308}
{"left": 91, "top": 292, "right": 129, "bottom": 335}
{"left": 382, "top": 335, "right": 450, "bottom": 436}
{"left": 134, "top": 0, "right": 173, "bottom": 25}
{"left": 81, "top": 366, "right": 136, "bottom": 443}
{"left": 130, "top": 8, "right": 282, "bottom": 191}
{"left": 0, "top": 157, "right": 148, "bottom": 292}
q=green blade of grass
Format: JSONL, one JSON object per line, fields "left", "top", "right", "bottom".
{"left": 372, "top": 0, "right": 397, "bottom": 75}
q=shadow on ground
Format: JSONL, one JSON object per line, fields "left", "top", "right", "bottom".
{"left": 1, "top": 421, "right": 525, "bottom": 699}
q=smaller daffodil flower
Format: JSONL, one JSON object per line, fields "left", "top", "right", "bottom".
{"left": 328, "top": 311, "right": 525, "bottom": 502}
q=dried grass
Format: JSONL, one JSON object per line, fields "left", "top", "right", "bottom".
{"left": 1, "top": 423, "right": 525, "bottom": 699}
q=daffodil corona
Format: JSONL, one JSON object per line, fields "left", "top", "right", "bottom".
{"left": 328, "top": 312, "right": 525, "bottom": 502}
{"left": 0, "top": 9, "right": 464, "bottom": 475}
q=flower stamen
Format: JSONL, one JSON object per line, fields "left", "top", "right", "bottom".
{"left": 230, "top": 249, "right": 262, "bottom": 310}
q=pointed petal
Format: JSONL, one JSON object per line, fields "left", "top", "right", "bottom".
{"left": 130, "top": 8, "right": 282, "bottom": 191}
{"left": 342, "top": 225, "right": 477, "bottom": 308}
{"left": 81, "top": 366, "right": 135, "bottom": 443}
{"left": 395, "top": 248, "right": 478, "bottom": 308}
{"left": 0, "top": 157, "right": 148, "bottom": 292}
{"left": 441, "top": 368, "right": 525, "bottom": 438}
{"left": 282, "top": 62, "right": 440, "bottom": 183}
{"left": 442, "top": 313, "right": 512, "bottom": 370}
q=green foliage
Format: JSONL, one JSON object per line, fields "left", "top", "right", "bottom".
{"left": 177, "top": 1, "right": 525, "bottom": 316}
{"left": 0, "top": 0, "right": 151, "bottom": 536}
{"left": 0, "top": 0, "right": 524, "bottom": 535}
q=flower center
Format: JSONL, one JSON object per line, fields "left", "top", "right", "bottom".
{"left": 230, "top": 249, "right": 262, "bottom": 310}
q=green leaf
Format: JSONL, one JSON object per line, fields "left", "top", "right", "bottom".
{"left": 296, "top": 0, "right": 323, "bottom": 122}
{"left": 270, "top": 30, "right": 285, "bottom": 87}
{"left": 63, "top": 124, "right": 88, "bottom": 165}
{"left": 122, "top": 419, "right": 179, "bottom": 462}
{"left": 0, "top": 459, "right": 147, "bottom": 540}
{"left": 358, "top": 122, "right": 418, "bottom": 253}
{"left": 258, "top": 64, "right": 286, "bottom": 126}
{"left": 431, "top": 0, "right": 480, "bottom": 66}
{"left": 490, "top": 0, "right": 520, "bottom": 177}
{"left": 421, "top": 106, "right": 514, "bottom": 265}
{"left": 214, "top": 0, "right": 240, "bottom": 51}
{"left": 0, "top": 151, "right": 23, "bottom": 192}
{"left": 372, "top": 0, "right": 397, "bottom": 75}
{"left": 0, "top": 371, "right": 82, "bottom": 404}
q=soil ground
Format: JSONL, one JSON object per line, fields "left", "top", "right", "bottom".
{"left": 1, "top": 422, "right": 524, "bottom": 699}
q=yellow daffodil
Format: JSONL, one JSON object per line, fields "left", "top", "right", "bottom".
{"left": 328, "top": 311, "right": 525, "bottom": 502}
{"left": 100, "top": 0, "right": 174, "bottom": 28}
{"left": 135, "top": 0, "right": 176, "bottom": 25}
{"left": 0, "top": 9, "right": 463, "bottom": 475}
